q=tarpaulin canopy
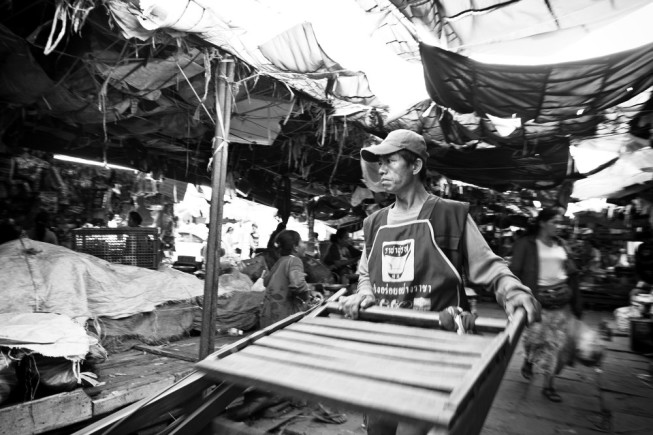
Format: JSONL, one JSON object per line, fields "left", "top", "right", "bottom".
{"left": 1, "top": 0, "right": 653, "bottom": 202}
{"left": 420, "top": 41, "right": 653, "bottom": 124}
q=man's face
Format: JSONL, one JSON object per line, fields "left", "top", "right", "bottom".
{"left": 377, "top": 153, "right": 414, "bottom": 194}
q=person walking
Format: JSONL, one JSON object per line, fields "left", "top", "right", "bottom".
{"left": 510, "top": 207, "right": 582, "bottom": 403}
{"left": 339, "top": 129, "right": 541, "bottom": 434}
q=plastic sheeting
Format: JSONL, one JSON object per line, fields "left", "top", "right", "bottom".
{"left": 0, "top": 313, "right": 92, "bottom": 360}
{"left": 572, "top": 148, "right": 653, "bottom": 200}
{"left": 0, "top": 239, "right": 205, "bottom": 323}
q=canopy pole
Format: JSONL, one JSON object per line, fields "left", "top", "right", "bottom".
{"left": 200, "top": 56, "right": 235, "bottom": 360}
{"left": 307, "top": 206, "right": 316, "bottom": 257}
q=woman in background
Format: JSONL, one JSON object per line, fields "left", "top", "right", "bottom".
{"left": 259, "top": 230, "right": 314, "bottom": 328}
{"left": 510, "top": 207, "right": 582, "bottom": 402}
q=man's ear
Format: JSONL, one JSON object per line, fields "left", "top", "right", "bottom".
{"left": 413, "top": 158, "right": 424, "bottom": 175}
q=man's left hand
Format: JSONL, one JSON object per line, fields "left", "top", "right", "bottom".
{"left": 505, "top": 292, "right": 541, "bottom": 325}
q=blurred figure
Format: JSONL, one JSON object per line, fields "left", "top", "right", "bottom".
{"left": 631, "top": 213, "right": 653, "bottom": 297}
{"left": 587, "top": 239, "right": 603, "bottom": 273}
{"left": 322, "top": 228, "right": 361, "bottom": 284}
{"left": 0, "top": 219, "right": 22, "bottom": 245}
{"left": 249, "top": 223, "right": 260, "bottom": 257}
{"left": 510, "top": 207, "right": 582, "bottom": 403}
{"left": 134, "top": 196, "right": 153, "bottom": 226}
{"left": 27, "top": 210, "right": 58, "bottom": 245}
{"left": 259, "top": 230, "right": 316, "bottom": 328}
{"left": 127, "top": 211, "right": 143, "bottom": 228}
{"left": 223, "top": 226, "right": 237, "bottom": 256}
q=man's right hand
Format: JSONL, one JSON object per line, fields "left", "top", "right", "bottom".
{"left": 338, "top": 292, "right": 376, "bottom": 320}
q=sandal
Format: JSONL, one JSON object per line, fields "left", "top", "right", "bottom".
{"left": 521, "top": 360, "right": 533, "bottom": 380}
{"left": 542, "top": 387, "right": 562, "bottom": 402}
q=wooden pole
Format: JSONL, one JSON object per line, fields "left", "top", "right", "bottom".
{"left": 200, "top": 56, "right": 235, "bottom": 360}
{"left": 307, "top": 206, "right": 316, "bottom": 257}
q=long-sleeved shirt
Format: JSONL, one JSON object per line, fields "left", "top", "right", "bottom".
{"left": 356, "top": 205, "right": 532, "bottom": 309}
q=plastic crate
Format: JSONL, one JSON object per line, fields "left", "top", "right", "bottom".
{"left": 72, "top": 227, "right": 160, "bottom": 270}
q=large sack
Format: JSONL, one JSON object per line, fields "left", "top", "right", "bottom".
{"left": 301, "top": 255, "right": 335, "bottom": 284}
{"left": 217, "top": 270, "right": 253, "bottom": 298}
{"left": 239, "top": 255, "right": 268, "bottom": 281}
{"left": 16, "top": 355, "right": 79, "bottom": 400}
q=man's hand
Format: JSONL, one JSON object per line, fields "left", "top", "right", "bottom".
{"left": 505, "top": 291, "right": 541, "bottom": 325}
{"left": 337, "top": 292, "right": 376, "bottom": 320}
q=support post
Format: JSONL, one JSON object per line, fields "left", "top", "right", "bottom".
{"left": 200, "top": 56, "right": 235, "bottom": 360}
{"left": 307, "top": 205, "right": 316, "bottom": 257}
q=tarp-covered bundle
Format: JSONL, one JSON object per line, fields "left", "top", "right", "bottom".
{"left": 0, "top": 312, "right": 100, "bottom": 404}
{"left": 0, "top": 239, "right": 205, "bottom": 323}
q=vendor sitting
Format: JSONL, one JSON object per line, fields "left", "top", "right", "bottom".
{"left": 322, "top": 229, "right": 361, "bottom": 285}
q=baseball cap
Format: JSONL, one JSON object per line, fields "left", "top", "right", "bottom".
{"left": 360, "top": 129, "right": 429, "bottom": 162}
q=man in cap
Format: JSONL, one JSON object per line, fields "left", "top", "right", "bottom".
{"left": 339, "top": 129, "right": 541, "bottom": 433}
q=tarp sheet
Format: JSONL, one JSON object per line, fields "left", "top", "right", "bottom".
{"left": 420, "top": 41, "right": 653, "bottom": 124}
{"left": 0, "top": 239, "right": 204, "bottom": 323}
{"left": 0, "top": 313, "right": 93, "bottom": 360}
{"left": 572, "top": 148, "right": 653, "bottom": 200}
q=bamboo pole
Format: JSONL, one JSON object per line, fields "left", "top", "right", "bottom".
{"left": 200, "top": 56, "right": 235, "bottom": 360}
{"left": 307, "top": 205, "right": 316, "bottom": 257}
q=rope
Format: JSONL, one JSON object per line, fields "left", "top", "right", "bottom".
{"left": 176, "top": 62, "right": 214, "bottom": 124}
{"left": 44, "top": 2, "right": 67, "bottom": 56}
{"left": 18, "top": 237, "right": 41, "bottom": 312}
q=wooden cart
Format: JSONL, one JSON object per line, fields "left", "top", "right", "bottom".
{"left": 75, "top": 293, "right": 525, "bottom": 435}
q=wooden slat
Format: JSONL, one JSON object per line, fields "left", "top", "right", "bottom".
{"left": 165, "top": 384, "right": 245, "bottom": 435}
{"left": 0, "top": 389, "right": 92, "bottom": 435}
{"left": 287, "top": 322, "right": 486, "bottom": 355}
{"left": 240, "top": 344, "right": 459, "bottom": 392}
{"left": 302, "top": 316, "right": 492, "bottom": 344}
{"left": 196, "top": 352, "right": 454, "bottom": 427}
{"left": 133, "top": 344, "right": 199, "bottom": 362}
{"left": 273, "top": 329, "right": 478, "bottom": 367}
{"left": 256, "top": 335, "right": 470, "bottom": 378}
{"left": 73, "top": 372, "right": 213, "bottom": 435}
{"left": 447, "top": 332, "right": 508, "bottom": 416}
{"left": 446, "top": 309, "right": 526, "bottom": 430}
{"left": 324, "top": 302, "right": 508, "bottom": 332}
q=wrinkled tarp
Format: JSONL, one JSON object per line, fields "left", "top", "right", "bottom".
{"left": 428, "top": 144, "right": 573, "bottom": 191}
{"left": 373, "top": 0, "right": 652, "bottom": 61}
{"left": 572, "top": 148, "right": 653, "bottom": 200}
{"left": 0, "top": 313, "right": 92, "bottom": 360}
{"left": 0, "top": 239, "right": 204, "bottom": 323}
{"left": 420, "top": 41, "right": 653, "bottom": 124}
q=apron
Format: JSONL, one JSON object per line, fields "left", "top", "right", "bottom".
{"left": 367, "top": 200, "right": 463, "bottom": 311}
